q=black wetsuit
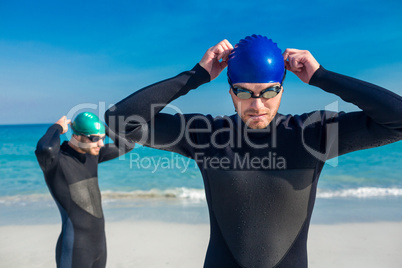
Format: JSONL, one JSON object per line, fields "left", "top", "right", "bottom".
{"left": 35, "top": 125, "right": 133, "bottom": 268}
{"left": 105, "top": 64, "right": 402, "bottom": 268}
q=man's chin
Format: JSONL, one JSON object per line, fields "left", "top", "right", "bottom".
{"left": 248, "top": 123, "right": 269, "bottom": 129}
{"left": 244, "top": 118, "right": 270, "bottom": 129}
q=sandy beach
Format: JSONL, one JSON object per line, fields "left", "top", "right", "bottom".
{"left": 1, "top": 221, "right": 401, "bottom": 268}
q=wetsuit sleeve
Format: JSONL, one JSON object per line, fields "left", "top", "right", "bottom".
{"left": 104, "top": 63, "right": 211, "bottom": 157}
{"left": 309, "top": 66, "right": 402, "bottom": 157}
{"left": 98, "top": 124, "right": 135, "bottom": 163}
{"left": 35, "top": 124, "right": 62, "bottom": 171}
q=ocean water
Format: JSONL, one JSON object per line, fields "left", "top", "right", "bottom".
{"left": 1, "top": 124, "right": 402, "bottom": 225}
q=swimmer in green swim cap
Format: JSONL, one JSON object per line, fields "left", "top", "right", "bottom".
{"left": 35, "top": 111, "right": 134, "bottom": 268}
{"left": 69, "top": 112, "right": 106, "bottom": 155}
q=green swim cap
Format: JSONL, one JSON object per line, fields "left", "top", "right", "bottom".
{"left": 71, "top": 112, "right": 105, "bottom": 135}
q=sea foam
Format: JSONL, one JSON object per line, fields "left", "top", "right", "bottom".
{"left": 317, "top": 187, "right": 402, "bottom": 198}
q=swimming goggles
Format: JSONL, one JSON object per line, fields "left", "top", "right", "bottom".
{"left": 229, "top": 69, "right": 286, "bottom": 100}
{"left": 231, "top": 85, "right": 282, "bottom": 99}
{"left": 81, "top": 134, "right": 106, "bottom": 142}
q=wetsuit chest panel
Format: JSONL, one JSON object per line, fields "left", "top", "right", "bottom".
{"left": 57, "top": 153, "right": 103, "bottom": 218}
{"left": 69, "top": 177, "right": 103, "bottom": 218}
{"left": 207, "top": 168, "right": 314, "bottom": 268}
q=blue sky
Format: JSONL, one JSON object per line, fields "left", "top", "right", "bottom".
{"left": 1, "top": 0, "right": 401, "bottom": 124}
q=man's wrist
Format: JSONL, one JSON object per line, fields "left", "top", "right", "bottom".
{"left": 190, "top": 63, "right": 211, "bottom": 85}
{"left": 308, "top": 65, "right": 325, "bottom": 86}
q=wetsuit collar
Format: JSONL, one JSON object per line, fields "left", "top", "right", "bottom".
{"left": 61, "top": 141, "right": 87, "bottom": 163}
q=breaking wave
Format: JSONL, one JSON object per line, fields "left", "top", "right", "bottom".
{"left": 2, "top": 187, "right": 402, "bottom": 207}
{"left": 317, "top": 187, "right": 402, "bottom": 198}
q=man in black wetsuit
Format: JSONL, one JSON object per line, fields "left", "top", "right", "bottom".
{"left": 35, "top": 112, "right": 134, "bottom": 268}
{"left": 105, "top": 35, "right": 402, "bottom": 267}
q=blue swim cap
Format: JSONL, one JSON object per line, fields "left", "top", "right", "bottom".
{"left": 227, "top": 34, "right": 285, "bottom": 84}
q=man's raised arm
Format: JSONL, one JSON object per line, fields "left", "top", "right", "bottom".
{"left": 284, "top": 48, "right": 402, "bottom": 157}
{"left": 104, "top": 40, "right": 233, "bottom": 147}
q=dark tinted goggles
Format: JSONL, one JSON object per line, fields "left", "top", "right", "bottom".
{"left": 82, "top": 134, "right": 106, "bottom": 142}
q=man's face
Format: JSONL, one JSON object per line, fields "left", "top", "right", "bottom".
{"left": 75, "top": 134, "right": 106, "bottom": 155}
{"left": 229, "top": 82, "right": 283, "bottom": 129}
